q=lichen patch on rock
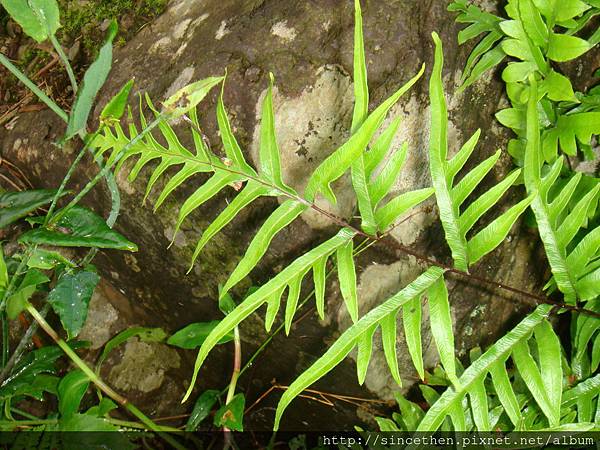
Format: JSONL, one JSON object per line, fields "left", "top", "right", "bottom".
{"left": 108, "top": 340, "right": 181, "bottom": 392}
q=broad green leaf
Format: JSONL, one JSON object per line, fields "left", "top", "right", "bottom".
{"left": 96, "top": 326, "right": 166, "bottom": 371}
{"left": 375, "top": 417, "right": 401, "bottom": 431}
{"left": 415, "top": 304, "right": 552, "bottom": 432}
{"left": 186, "top": 390, "right": 220, "bottom": 431}
{"left": 167, "top": 321, "right": 233, "bottom": 349}
{"left": 100, "top": 79, "right": 134, "bottom": 122}
{"left": 27, "top": 248, "right": 75, "bottom": 270}
{"left": 221, "top": 200, "right": 306, "bottom": 297}
{"left": 380, "top": 312, "right": 402, "bottom": 386}
{"left": 305, "top": 65, "right": 425, "bottom": 204}
{"left": 7, "top": 269, "right": 49, "bottom": 320}
{"left": 518, "top": 0, "right": 548, "bottom": 48}
{"left": 20, "top": 206, "right": 137, "bottom": 251}
{"left": 466, "top": 194, "right": 534, "bottom": 266}
{"left": 394, "top": 392, "right": 425, "bottom": 430}
{"left": 428, "top": 276, "right": 458, "bottom": 386}
{"left": 543, "top": 70, "right": 577, "bottom": 102}
{"left": 533, "top": 0, "right": 590, "bottom": 21}
{"left": 502, "top": 61, "right": 538, "bottom": 83}
{"left": 218, "top": 289, "right": 236, "bottom": 315}
{"left": 547, "top": 33, "right": 591, "bottom": 62}
{"left": 47, "top": 269, "right": 100, "bottom": 339}
{"left": 85, "top": 397, "right": 117, "bottom": 417}
{"left": 0, "top": 345, "right": 69, "bottom": 401}
{"left": 336, "top": 239, "right": 358, "bottom": 322}
{"left": 59, "top": 413, "right": 139, "bottom": 450}
{"left": 163, "top": 76, "right": 225, "bottom": 119}
{"left": 0, "top": 189, "right": 58, "bottom": 228}
{"left": 7, "top": 285, "right": 37, "bottom": 320}
{"left": 58, "top": 370, "right": 90, "bottom": 417}
{"left": 214, "top": 393, "right": 245, "bottom": 431}
{"left": 274, "top": 266, "right": 445, "bottom": 430}
{"left": 402, "top": 296, "right": 424, "bottom": 380}
{"left": 0, "top": 0, "right": 60, "bottom": 42}
{"left": 496, "top": 107, "right": 525, "bottom": 133}
{"left": 64, "top": 21, "right": 118, "bottom": 140}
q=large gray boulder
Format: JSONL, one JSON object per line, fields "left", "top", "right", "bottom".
{"left": 0, "top": 0, "right": 544, "bottom": 430}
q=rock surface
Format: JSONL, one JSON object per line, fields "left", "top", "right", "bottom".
{"left": 0, "top": 0, "right": 548, "bottom": 430}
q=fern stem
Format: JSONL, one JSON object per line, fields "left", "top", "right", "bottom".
{"left": 25, "top": 304, "right": 186, "bottom": 449}
{"left": 44, "top": 131, "right": 100, "bottom": 226}
{"left": 0, "top": 304, "right": 49, "bottom": 385}
{"left": 49, "top": 34, "right": 78, "bottom": 96}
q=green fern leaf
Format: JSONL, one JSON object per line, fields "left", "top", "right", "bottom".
{"left": 428, "top": 275, "right": 459, "bottom": 386}
{"left": 413, "top": 304, "right": 552, "bottom": 433}
{"left": 430, "top": 33, "right": 528, "bottom": 271}
{"left": 336, "top": 240, "right": 359, "bottom": 322}
{"left": 380, "top": 313, "right": 402, "bottom": 386}
{"left": 402, "top": 295, "right": 424, "bottom": 380}
{"left": 183, "top": 228, "right": 356, "bottom": 402}
{"left": 221, "top": 200, "right": 307, "bottom": 297}
{"left": 273, "top": 266, "right": 445, "bottom": 430}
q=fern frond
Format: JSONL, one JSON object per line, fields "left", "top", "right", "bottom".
{"left": 273, "top": 266, "right": 446, "bottom": 430}
{"left": 183, "top": 227, "right": 356, "bottom": 402}
{"left": 412, "top": 304, "right": 559, "bottom": 434}
{"left": 429, "top": 32, "right": 532, "bottom": 272}
{"left": 524, "top": 77, "right": 600, "bottom": 304}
